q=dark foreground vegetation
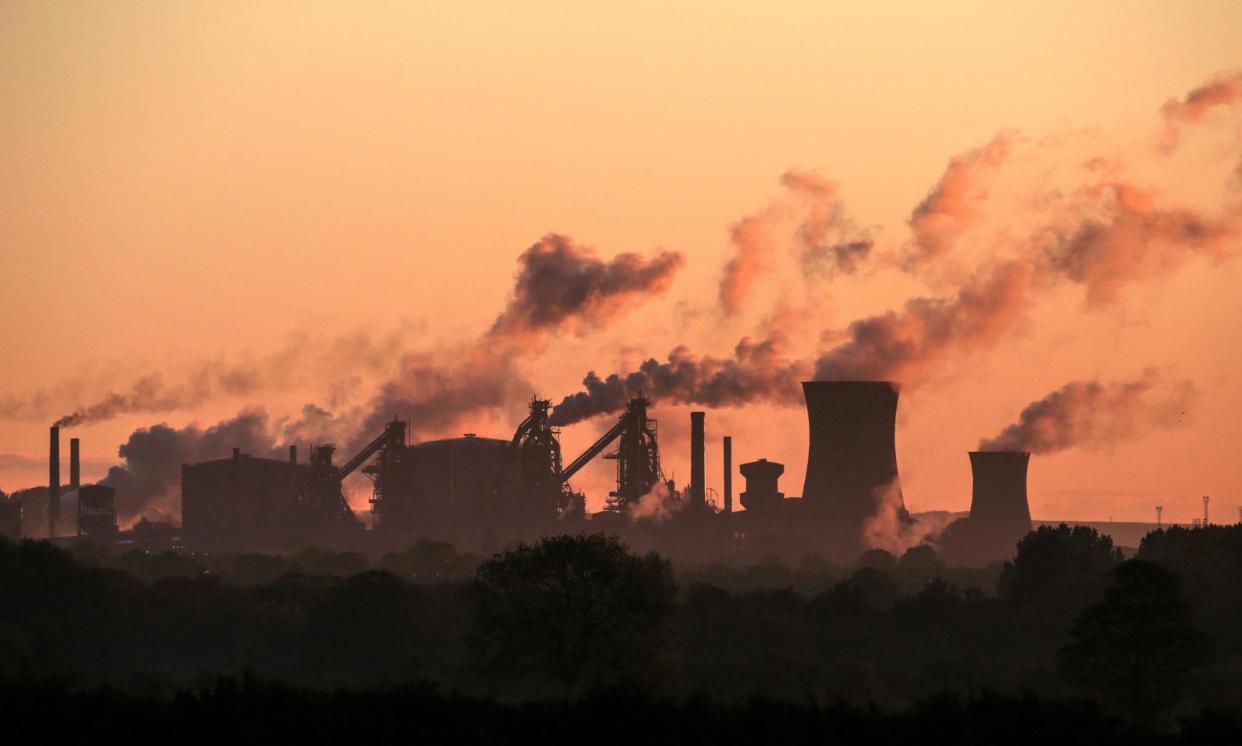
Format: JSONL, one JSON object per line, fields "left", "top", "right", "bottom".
{"left": 4, "top": 524, "right": 1242, "bottom": 740}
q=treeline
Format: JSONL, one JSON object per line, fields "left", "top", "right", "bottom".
{"left": 3, "top": 525, "right": 1242, "bottom": 731}
{"left": 10, "top": 676, "right": 1242, "bottom": 745}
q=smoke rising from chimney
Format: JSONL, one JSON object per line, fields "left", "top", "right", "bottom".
{"left": 978, "top": 371, "right": 1197, "bottom": 454}
{"left": 813, "top": 261, "right": 1030, "bottom": 381}
{"left": 28, "top": 326, "right": 421, "bottom": 428}
{"left": 549, "top": 333, "right": 811, "bottom": 426}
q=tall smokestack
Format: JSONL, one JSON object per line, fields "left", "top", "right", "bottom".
{"left": 49, "top": 426, "right": 60, "bottom": 538}
{"left": 723, "top": 436, "right": 733, "bottom": 513}
{"left": 70, "top": 437, "right": 80, "bottom": 490}
{"left": 690, "top": 411, "right": 705, "bottom": 510}
{"left": 801, "top": 381, "right": 908, "bottom": 543}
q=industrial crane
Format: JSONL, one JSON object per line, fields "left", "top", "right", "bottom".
{"left": 559, "top": 396, "right": 664, "bottom": 512}
{"left": 304, "top": 419, "right": 409, "bottom": 528}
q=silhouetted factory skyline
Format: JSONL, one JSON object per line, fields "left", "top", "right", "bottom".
{"left": 2, "top": 381, "right": 1057, "bottom": 566}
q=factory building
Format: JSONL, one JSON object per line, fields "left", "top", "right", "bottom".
{"left": 182, "top": 449, "right": 303, "bottom": 549}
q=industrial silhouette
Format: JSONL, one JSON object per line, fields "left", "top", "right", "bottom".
{"left": 7, "top": 379, "right": 1048, "bottom": 566}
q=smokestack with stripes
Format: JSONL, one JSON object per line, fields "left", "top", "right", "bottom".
{"left": 801, "top": 381, "right": 909, "bottom": 553}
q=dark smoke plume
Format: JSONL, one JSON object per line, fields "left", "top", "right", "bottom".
{"left": 550, "top": 333, "right": 810, "bottom": 426}
{"left": 487, "top": 234, "right": 683, "bottom": 340}
{"left": 1159, "top": 70, "right": 1242, "bottom": 153}
{"left": 101, "top": 409, "right": 279, "bottom": 520}
{"left": 813, "top": 261, "right": 1030, "bottom": 381}
{"left": 978, "top": 371, "right": 1196, "bottom": 453}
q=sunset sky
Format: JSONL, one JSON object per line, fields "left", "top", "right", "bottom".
{"left": 2, "top": 2, "right": 1241, "bottom": 524}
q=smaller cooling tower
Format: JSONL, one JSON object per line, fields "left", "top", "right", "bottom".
{"left": 968, "top": 451, "right": 1032, "bottom": 530}
{"left": 943, "top": 451, "right": 1033, "bottom": 566}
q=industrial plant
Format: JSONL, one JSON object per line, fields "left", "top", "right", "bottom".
{"left": 4, "top": 380, "right": 1041, "bottom": 566}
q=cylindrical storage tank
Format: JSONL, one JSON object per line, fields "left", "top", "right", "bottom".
{"left": 968, "top": 451, "right": 1031, "bottom": 530}
{"left": 801, "top": 381, "right": 906, "bottom": 531}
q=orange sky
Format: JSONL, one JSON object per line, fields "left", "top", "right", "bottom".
{"left": 2, "top": 2, "right": 1241, "bottom": 523}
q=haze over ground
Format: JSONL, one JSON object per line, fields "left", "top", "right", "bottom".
{"left": 1, "top": 2, "right": 1240, "bottom": 523}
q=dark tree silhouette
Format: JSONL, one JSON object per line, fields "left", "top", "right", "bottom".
{"left": 470, "top": 534, "right": 676, "bottom": 691}
{"left": 999, "top": 524, "right": 1122, "bottom": 606}
{"left": 1058, "top": 559, "right": 1207, "bottom": 723}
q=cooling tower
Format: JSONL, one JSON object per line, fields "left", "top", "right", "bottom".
{"left": 801, "top": 381, "right": 907, "bottom": 536}
{"left": 968, "top": 450, "right": 1032, "bottom": 531}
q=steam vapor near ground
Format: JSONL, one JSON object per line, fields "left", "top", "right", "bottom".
{"left": 978, "top": 371, "right": 1197, "bottom": 454}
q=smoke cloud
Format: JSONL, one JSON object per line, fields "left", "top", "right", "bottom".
{"left": 905, "top": 133, "right": 1013, "bottom": 270}
{"left": 357, "top": 235, "right": 682, "bottom": 448}
{"left": 550, "top": 333, "right": 811, "bottom": 426}
{"left": 27, "top": 326, "right": 419, "bottom": 428}
{"left": 487, "top": 234, "right": 684, "bottom": 340}
{"left": 719, "top": 170, "right": 870, "bottom": 314}
{"left": 101, "top": 409, "right": 280, "bottom": 520}
{"left": 978, "top": 371, "right": 1197, "bottom": 453}
{"left": 1035, "top": 179, "right": 1238, "bottom": 305}
{"left": 1159, "top": 70, "right": 1242, "bottom": 153}
{"left": 813, "top": 261, "right": 1030, "bottom": 381}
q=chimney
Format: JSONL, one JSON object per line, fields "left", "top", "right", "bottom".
{"left": 801, "top": 381, "right": 908, "bottom": 542}
{"left": 289, "top": 444, "right": 297, "bottom": 465}
{"left": 70, "top": 437, "right": 81, "bottom": 490}
{"left": 723, "top": 436, "right": 733, "bottom": 513}
{"left": 690, "top": 411, "right": 705, "bottom": 510}
{"left": 49, "top": 426, "right": 60, "bottom": 538}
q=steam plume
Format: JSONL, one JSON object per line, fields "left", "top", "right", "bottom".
{"left": 719, "top": 170, "right": 869, "bottom": 314}
{"left": 35, "top": 327, "right": 417, "bottom": 428}
{"left": 813, "top": 261, "right": 1030, "bottom": 381}
{"left": 1036, "top": 180, "right": 1237, "bottom": 305}
{"left": 978, "top": 371, "right": 1197, "bottom": 453}
{"left": 905, "top": 133, "right": 1013, "bottom": 269}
